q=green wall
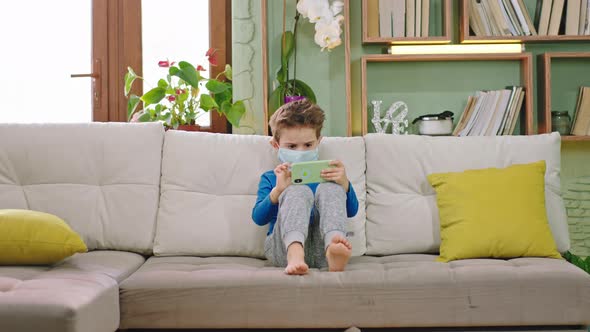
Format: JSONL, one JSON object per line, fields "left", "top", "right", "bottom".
{"left": 257, "top": 0, "right": 590, "bottom": 256}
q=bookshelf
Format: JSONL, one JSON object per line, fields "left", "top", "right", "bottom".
{"left": 360, "top": 53, "right": 533, "bottom": 135}
{"left": 538, "top": 52, "right": 590, "bottom": 141}
{"left": 362, "top": 0, "right": 452, "bottom": 44}
{"left": 460, "top": 0, "right": 590, "bottom": 43}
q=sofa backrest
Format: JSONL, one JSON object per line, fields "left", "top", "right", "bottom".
{"left": 0, "top": 123, "right": 164, "bottom": 254}
{"left": 153, "top": 131, "right": 367, "bottom": 258}
{"left": 364, "top": 132, "right": 570, "bottom": 256}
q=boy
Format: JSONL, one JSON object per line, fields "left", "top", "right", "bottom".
{"left": 251, "top": 99, "right": 359, "bottom": 275}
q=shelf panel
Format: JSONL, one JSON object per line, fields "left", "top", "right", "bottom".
{"left": 562, "top": 136, "right": 590, "bottom": 141}
{"left": 538, "top": 53, "right": 590, "bottom": 135}
{"left": 459, "top": 0, "right": 590, "bottom": 43}
{"left": 361, "top": 54, "right": 533, "bottom": 135}
{"left": 362, "top": 0, "right": 452, "bottom": 44}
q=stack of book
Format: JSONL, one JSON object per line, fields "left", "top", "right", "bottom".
{"left": 571, "top": 86, "right": 590, "bottom": 135}
{"left": 469, "top": 0, "right": 590, "bottom": 37}
{"left": 372, "top": 0, "right": 431, "bottom": 37}
{"left": 454, "top": 87, "right": 525, "bottom": 136}
{"left": 469, "top": 0, "right": 537, "bottom": 36}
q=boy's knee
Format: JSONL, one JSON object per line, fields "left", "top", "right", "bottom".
{"left": 280, "top": 184, "right": 314, "bottom": 201}
{"left": 316, "top": 182, "right": 345, "bottom": 197}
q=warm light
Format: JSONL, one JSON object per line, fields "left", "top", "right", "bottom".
{"left": 388, "top": 44, "right": 524, "bottom": 55}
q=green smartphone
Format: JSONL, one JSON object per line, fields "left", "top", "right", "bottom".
{"left": 291, "top": 160, "right": 333, "bottom": 185}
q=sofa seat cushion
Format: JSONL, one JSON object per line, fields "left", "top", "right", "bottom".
{"left": 119, "top": 255, "right": 590, "bottom": 329}
{"left": 0, "top": 251, "right": 145, "bottom": 332}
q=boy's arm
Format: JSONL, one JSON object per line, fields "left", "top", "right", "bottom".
{"left": 251, "top": 174, "right": 279, "bottom": 226}
{"left": 345, "top": 181, "right": 359, "bottom": 218}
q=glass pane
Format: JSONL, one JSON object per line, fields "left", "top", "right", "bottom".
{"left": 142, "top": 0, "right": 210, "bottom": 126}
{"left": 0, "top": 0, "right": 92, "bottom": 123}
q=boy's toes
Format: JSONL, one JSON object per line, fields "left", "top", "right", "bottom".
{"left": 285, "top": 262, "right": 308, "bottom": 275}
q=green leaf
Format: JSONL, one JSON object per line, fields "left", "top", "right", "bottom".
{"left": 199, "top": 94, "right": 218, "bottom": 111}
{"left": 268, "top": 84, "right": 287, "bottom": 118}
{"left": 291, "top": 79, "right": 317, "bottom": 104}
{"left": 137, "top": 112, "right": 152, "bottom": 122}
{"left": 224, "top": 64, "right": 233, "bottom": 81}
{"left": 170, "top": 61, "right": 200, "bottom": 88}
{"left": 127, "top": 95, "right": 141, "bottom": 121}
{"left": 225, "top": 100, "right": 246, "bottom": 127}
{"left": 157, "top": 79, "right": 168, "bottom": 89}
{"left": 124, "top": 67, "right": 138, "bottom": 96}
{"left": 140, "top": 87, "right": 166, "bottom": 106}
{"left": 205, "top": 80, "right": 229, "bottom": 94}
{"left": 213, "top": 88, "right": 232, "bottom": 107}
{"left": 278, "top": 31, "right": 294, "bottom": 85}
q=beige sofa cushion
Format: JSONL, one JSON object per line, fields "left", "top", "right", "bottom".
{"left": 0, "top": 123, "right": 164, "bottom": 254}
{"left": 364, "top": 133, "right": 570, "bottom": 255}
{"left": 154, "top": 131, "right": 367, "bottom": 258}
{"left": 119, "top": 255, "right": 590, "bottom": 329}
{"left": 0, "top": 251, "right": 145, "bottom": 332}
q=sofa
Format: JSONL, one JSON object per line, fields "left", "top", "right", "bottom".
{"left": 0, "top": 122, "right": 588, "bottom": 332}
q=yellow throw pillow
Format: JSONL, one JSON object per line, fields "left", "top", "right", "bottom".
{"left": 0, "top": 209, "right": 87, "bottom": 265}
{"left": 427, "top": 160, "right": 562, "bottom": 263}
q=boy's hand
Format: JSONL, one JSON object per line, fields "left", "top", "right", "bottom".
{"left": 270, "top": 162, "right": 291, "bottom": 203}
{"left": 321, "top": 160, "right": 350, "bottom": 192}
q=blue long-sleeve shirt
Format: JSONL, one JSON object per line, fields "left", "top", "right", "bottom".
{"left": 251, "top": 170, "right": 359, "bottom": 235}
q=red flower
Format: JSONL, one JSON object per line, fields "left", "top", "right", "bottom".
{"left": 158, "top": 60, "right": 176, "bottom": 67}
{"left": 196, "top": 65, "right": 206, "bottom": 71}
{"left": 175, "top": 89, "right": 185, "bottom": 95}
{"left": 206, "top": 48, "right": 218, "bottom": 66}
{"left": 167, "top": 95, "right": 176, "bottom": 102}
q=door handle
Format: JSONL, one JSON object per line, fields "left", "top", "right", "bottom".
{"left": 71, "top": 59, "right": 101, "bottom": 109}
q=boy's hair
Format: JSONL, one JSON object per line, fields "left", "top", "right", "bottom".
{"left": 269, "top": 99, "right": 325, "bottom": 142}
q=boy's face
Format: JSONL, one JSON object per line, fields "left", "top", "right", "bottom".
{"left": 272, "top": 126, "right": 321, "bottom": 151}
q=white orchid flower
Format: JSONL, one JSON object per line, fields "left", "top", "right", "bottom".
{"left": 330, "top": 0, "right": 344, "bottom": 16}
{"left": 297, "top": 0, "right": 345, "bottom": 51}
{"left": 314, "top": 18, "right": 343, "bottom": 51}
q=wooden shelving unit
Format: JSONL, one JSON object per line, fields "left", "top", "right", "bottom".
{"left": 459, "top": 1, "right": 590, "bottom": 43}
{"left": 360, "top": 53, "right": 533, "bottom": 135}
{"left": 362, "top": 0, "right": 452, "bottom": 44}
{"left": 538, "top": 52, "right": 590, "bottom": 141}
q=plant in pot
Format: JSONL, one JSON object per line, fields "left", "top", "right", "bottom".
{"left": 268, "top": 0, "right": 345, "bottom": 117}
{"left": 124, "top": 48, "right": 245, "bottom": 130}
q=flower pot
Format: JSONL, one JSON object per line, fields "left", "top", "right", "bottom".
{"left": 172, "top": 124, "right": 201, "bottom": 132}
{"left": 284, "top": 95, "right": 306, "bottom": 104}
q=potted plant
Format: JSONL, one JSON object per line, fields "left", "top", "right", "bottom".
{"left": 268, "top": 0, "right": 345, "bottom": 117}
{"left": 124, "top": 48, "right": 245, "bottom": 130}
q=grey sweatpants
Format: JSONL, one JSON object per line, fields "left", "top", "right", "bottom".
{"left": 264, "top": 182, "right": 347, "bottom": 269}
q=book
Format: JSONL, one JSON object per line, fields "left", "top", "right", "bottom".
{"left": 367, "top": 0, "right": 381, "bottom": 37}
{"left": 517, "top": 0, "right": 538, "bottom": 35}
{"left": 488, "top": 0, "right": 513, "bottom": 35}
{"left": 499, "top": 0, "right": 521, "bottom": 35}
{"left": 406, "top": 0, "right": 415, "bottom": 37}
{"left": 392, "top": 0, "right": 406, "bottom": 37}
{"left": 511, "top": 0, "right": 531, "bottom": 35}
{"left": 580, "top": 0, "right": 588, "bottom": 35}
{"left": 538, "top": 0, "right": 553, "bottom": 35}
{"left": 572, "top": 86, "right": 590, "bottom": 135}
{"left": 379, "top": 0, "right": 393, "bottom": 37}
{"left": 566, "top": 0, "right": 581, "bottom": 35}
{"left": 416, "top": 0, "right": 422, "bottom": 36}
{"left": 470, "top": 0, "right": 484, "bottom": 35}
{"left": 507, "top": 89, "right": 525, "bottom": 135}
{"left": 422, "top": 0, "right": 430, "bottom": 36}
{"left": 548, "top": 0, "right": 565, "bottom": 35}
{"left": 453, "top": 96, "right": 476, "bottom": 136}
{"left": 475, "top": 0, "right": 493, "bottom": 35}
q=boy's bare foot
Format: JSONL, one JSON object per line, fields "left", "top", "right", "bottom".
{"left": 326, "top": 235, "right": 352, "bottom": 272}
{"left": 285, "top": 242, "right": 308, "bottom": 275}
